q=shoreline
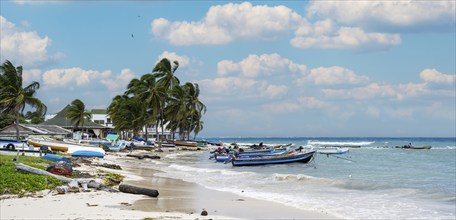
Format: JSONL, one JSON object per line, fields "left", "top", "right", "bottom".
{"left": 1, "top": 148, "right": 340, "bottom": 219}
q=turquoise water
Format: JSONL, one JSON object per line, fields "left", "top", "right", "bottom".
{"left": 146, "top": 137, "right": 456, "bottom": 219}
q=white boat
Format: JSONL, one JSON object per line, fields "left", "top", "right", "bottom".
{"left": 27, "top": 138, "right": 105, "bottom": 156}
{"left": 316, "top": 147, "right": 349, "bottom": 155}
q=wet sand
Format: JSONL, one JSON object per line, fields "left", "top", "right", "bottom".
{"left": 1, "top": 149, "right": 339, "bottom": 219}
{"left": 116, "top": 151, "right": 339, "bottom": 219}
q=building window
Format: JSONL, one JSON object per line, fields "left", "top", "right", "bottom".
{"left": 107, "top": 118, "right": 111, "bottom": 124}
{"left": 94, "top": 120, "right": 104, "bottom": 125}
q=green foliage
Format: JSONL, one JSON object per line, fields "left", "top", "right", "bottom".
{"left": 97, "top": 170, "right": 124, "bottom": 186}
{"left": 0, "top": 155, "right": 64, "bottom": 195}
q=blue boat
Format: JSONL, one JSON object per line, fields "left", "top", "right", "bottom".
{"left": 41, "top": 154, "right": 72, "bottom": 163}
{"left": 231, "top": 151, "right": 316, "bottom": 166}
{"left": 72, "top": 150, "right": 104, "bottom": 158}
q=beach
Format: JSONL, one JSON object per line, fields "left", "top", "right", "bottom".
{"left": 0, "top": 148, "right": 339, "bottom": 220}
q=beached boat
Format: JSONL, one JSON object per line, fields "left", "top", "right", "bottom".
{"left": 0, "top": 139, "right": 28, "bottom": 149}
{"left": 27, "top": 138, "right": 105, "bottom": 156}
{"left": 231, "top": 151, "right": 316, "bottom": 166}
{"left": 174, "top": 140, "right": 198, "bottom": 147}
{"left": 0, "top": 148, "right": 53, "bottom": 157}
{"left": 72, "top": 150, "right": 104, "bottom": 158}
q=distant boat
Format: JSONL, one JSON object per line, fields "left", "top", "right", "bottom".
{"left": 231, "top": 151, "right": 316, "bottom": 166}
{"left": 316, "top": 147, "right": 349, "bottom": 155}
{"left": 396, "top": 145, "right": 432, "bottom": 150}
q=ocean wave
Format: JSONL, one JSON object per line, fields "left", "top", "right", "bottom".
{"left": 307, "top": 140, "right": 375, "bottom": 146}
{"left": 271, "top": 173, "right": 321, "bottom": 182}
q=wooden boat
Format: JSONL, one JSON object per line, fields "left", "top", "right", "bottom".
{"left": 231, "top": 151, "right": 316, "bottom": 166}
{"left": 174, "top": 140, "right": 198, "bottom": 147}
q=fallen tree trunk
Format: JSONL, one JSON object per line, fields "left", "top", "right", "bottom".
{"left": 126, "top": 154, "right": 160, "bottom": 160}
{"left": 14, "top": 163, "right": 117, "bottom": 192}
{"left": 118, "top": 183, "right": 159, "bottom": 197}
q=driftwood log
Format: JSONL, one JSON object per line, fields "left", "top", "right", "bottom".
{"left": 118, "top": 183, "right": 159, "bottom": 197}
{"left": 126, "top": 154, "right": 160, "bottom": 160}
{"left": 14, "top": 163, "right": 117, "bottom": 192}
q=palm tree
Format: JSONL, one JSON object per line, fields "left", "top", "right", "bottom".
{"left": 185, "top": 83, "right": 206, "bottom": 140}
{"left": 66, "top": 99, "right": 92, "bottom": 134}
{"left": 153, "top": 58, "right": 180, "bottom": 90}
{"left": 126, "top": 74, "right": 167, "bottom": 141}
{"left": 107, "top": 94, "right": 146, "bottom": 139}
{"left": 0, "top": 60, "right": 47, "bottom": 140}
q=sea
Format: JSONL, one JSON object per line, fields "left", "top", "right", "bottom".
{"left": 145, "top": 137, "right": 455, "bottom": 219}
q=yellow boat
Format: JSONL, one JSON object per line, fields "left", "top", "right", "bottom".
{"left": 28, "top": 138, "right": 69, "bottom": 152}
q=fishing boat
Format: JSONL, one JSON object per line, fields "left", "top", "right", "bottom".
{"left": 317, "top": 147, "right": 349, "bottom": 155}
{"left": 231, "top": 150, "right": 316, "bottom": 166}
{"left": 174, "top": 140, "right": 198, "bottom": 147}
{"left": 396, "top": 145, "right": 432, "bottom": 150}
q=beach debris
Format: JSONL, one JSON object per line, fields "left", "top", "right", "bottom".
{"left": 86, "top": 203, "right": 98, "bottom": 207}
{"left": 126, "top": 154, "right": 160, "bottom": 160}
{"left": 14, "top": 163, "right": 118, "bottom": 192}
{"left": 201, "top": 209, "right": 208, "bottom": 216}
{"left": 46, "top": 161, "right": 73, "bottom": 176}
{"left": 118, "top": 183, "right": 159, "bottom": 197}
{"left": 94, "top": 162, "right": 122, "bottom": 170}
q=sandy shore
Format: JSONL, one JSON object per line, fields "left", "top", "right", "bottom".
{"left": 1, "top": 148, "right": 339, "bottom": 219}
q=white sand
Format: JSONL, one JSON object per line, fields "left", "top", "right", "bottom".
{"left": 1, "top": 149, "right": 339, "bottom": 220}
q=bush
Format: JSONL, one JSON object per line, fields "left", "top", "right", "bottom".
{"left": 0, "top": 155, "right": 65, "bottom": 195}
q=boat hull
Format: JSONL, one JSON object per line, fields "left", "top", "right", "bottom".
{"left": 232, "top": 151, "right": 316, "bottom": 166}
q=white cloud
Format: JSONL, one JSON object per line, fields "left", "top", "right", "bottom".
{"left": 100, "top": 68, "right": 136, "bottom": 94}
{"left": 264, "top": 96, "right": 329, "bottom": 113}
{"left": 151, "top": 2, "right": 303, "bottom": 45}
{"left": 262, "top": 85, "right": 288, "bottom": 98}
{"left": 306, "top": 1, "right": 455, "bottom": 30}
{"left": 157, "top": 51, "right": 190, "bottom": 68}
{"left": 22, "top": 69, "right": 42, "bottom": 85}
{"left": 420, "top": 69, "right": 456, "bottom": 84}
{"left": 196, "top": 76, "right": 287, "bottom": 99}
{"left": 0, "top": 16, "right": 62, "bottom": 68}
{"left": 291, "top": 26, "right": 401, "bottom": 50}
{"left": 217, "top": 53, "right": 307, "bottom": 78}
{"left": 295, "top": 66, "right": 369, "bottom": 85}
{"left": 322, "top": 82, "right": 429, "bottom": 101}
{"left": 42, "top": 68, "right": 112, "bottom": 87}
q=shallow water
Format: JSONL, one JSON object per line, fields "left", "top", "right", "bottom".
{"left": 144, "top": 137, "right": 456, "bottom": 219}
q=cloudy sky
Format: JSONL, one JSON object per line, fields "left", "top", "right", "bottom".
{"left": 1, "top": 1, "right": 455, "bottom": 137}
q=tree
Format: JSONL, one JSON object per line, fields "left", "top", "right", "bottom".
{"left": 126, "top": 74, "right": 166, "bottom": 141}
{"left": 66, "top": 99, "right": 92, "bottom": 133}
{"left": 25, "top": 111, "right": 45, "bottom": 124}
{"left": 0, "top": 60, "right": 47, "bottom": 140}
{"left": 153, "top": 58, "right": 180, "bottom": 90}
{"left": 107, "top": 94, "right": 146, "bottom": 139}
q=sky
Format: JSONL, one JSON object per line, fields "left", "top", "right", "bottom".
{"left": 1, "top": 0, "right": 455, "bottom": 138}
